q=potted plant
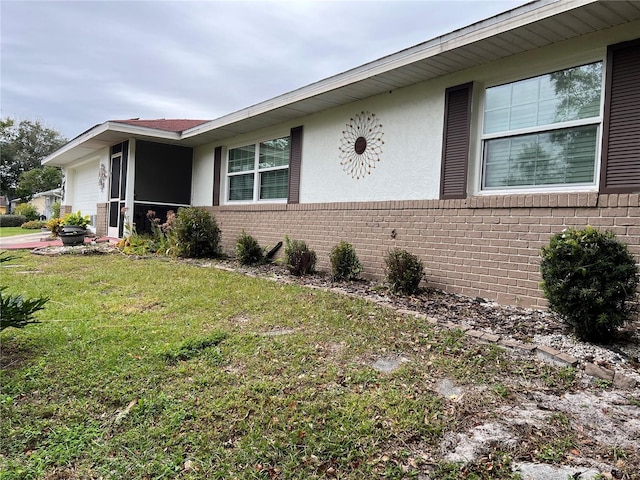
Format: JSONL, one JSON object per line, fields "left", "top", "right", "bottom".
{"left": 59, "top": 211, "right": 90, "bottom": 246}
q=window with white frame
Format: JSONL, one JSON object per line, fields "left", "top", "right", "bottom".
{"left": 227, "top": 136, "right": 290, "bottom": 202}
{"left": 481, "top": 62, "right": 603, "bottom": 190}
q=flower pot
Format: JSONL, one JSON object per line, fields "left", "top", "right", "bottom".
{"left": 60, "top": 226, "right": 86, "bottom": 246}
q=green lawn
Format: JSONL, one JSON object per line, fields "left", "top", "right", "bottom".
{"left": 0, "top": 227, "right": 35, "bottom": 238}
{"left": 0, "top": 253, "right": 629, "bottom": 479}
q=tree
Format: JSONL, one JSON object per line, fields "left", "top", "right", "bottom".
{"left": 0, "top": 118, "right": 67, "bottom": 199}
{"left": 15, "top": 165, "right": 62, "bottom": 201}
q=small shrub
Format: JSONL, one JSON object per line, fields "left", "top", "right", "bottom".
{"left": 284, "top": 236, "right": 316, "bottom": 276}
{"left": 540, "top": 226, "right": 639, "bottom": 342}
{"left": 20, "top": 220, "right": 46, "bottom": 229}
{"left": 330, "top": 241, "right": 362, "bottom": 281}
{"left": 171, "top": 207, "right": 221, "bottom": 258}
{"left": 236, "top": 230, "right": 264, "bottom": 265}
{"left": 0, "top": 215, "right": 27, "bottom": 227}
{"left": 14, "top": 203, "right": 39, "bottom": 221}
{"left": 385, "top": 248, "right": 424, "bottom": 295}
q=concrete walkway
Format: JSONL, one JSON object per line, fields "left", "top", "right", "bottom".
{"left": 0, "top": 232, "right": 115, "bottom": 250}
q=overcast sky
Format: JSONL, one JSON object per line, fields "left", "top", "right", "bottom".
{"left": 1, "top": 0, "right": 527, "bottom": 140}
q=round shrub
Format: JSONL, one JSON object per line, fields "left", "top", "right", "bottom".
{"left": 236, "top": 230, "right": 263, "bottom": 265}
{"left": 20, "top": 220, "right": 46, "bottom": 229}
{"left": 0, "top": 215, "right": 27, "bottom": 227}
{"left": 330, "top": 241, "right": 362, "bottom": 281}
{"left": 171, "top": 207, "right": 221, "bottom": 258}
{"left": 540, "top": 226, "right": 639, "bottom": 342}
{"left": 284, "top": 236, "right": 316, "bottom": 276}
{"left": 385, "top": 248, "right": 424, "bottom": 295}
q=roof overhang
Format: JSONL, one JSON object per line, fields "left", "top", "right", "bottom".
{"left": 43, "top": 121, "right": 182, "bottom": 166}
{"left": 44, "top": 0, "right": 640, "bottom": 166}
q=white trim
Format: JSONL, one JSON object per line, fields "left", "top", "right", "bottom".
{"left": 474, "top": 56, "right": 606, "bottom": 195}
{"left": 224, "top": 134, "right": 291, "bottom": 204}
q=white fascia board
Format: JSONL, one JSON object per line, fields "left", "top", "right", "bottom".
{"left": 42, "top": 122, "right": 182, "bottom": 166}
{"left": 182, "top": 0, "right": 594, "bottom": 139}
{"left": 42, "top": 122, "right": 110, "bottom": 166}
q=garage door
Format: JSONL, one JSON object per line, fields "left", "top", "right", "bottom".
{"left": 72, "top": 161, "right": 98, "bottom": 217}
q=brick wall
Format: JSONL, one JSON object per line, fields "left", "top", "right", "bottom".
{"left": 60, "top": 205, "right": 72, "bottom": 216}
{"left": 96, "top": 203, "right": 108, "bottom": 237}
{"left": 205, "top": 192, "right": 640, "bottom": 309}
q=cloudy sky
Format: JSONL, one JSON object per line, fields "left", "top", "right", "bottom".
{"left": 1, "top": 0, "right": 526, "bottom": 140}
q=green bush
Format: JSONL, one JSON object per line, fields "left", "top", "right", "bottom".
{"left": 51, "top": 200, "right": 61, "bottom": 219}
{"left": 14, "top": 203, "right": 40, "bottom": 221}
{"left": 236, "top": 230, "right": 263, "bottom": 265}
{"left": 63, "top": 210, "right": 90, "bottom": 228}
{"left": 20, "top": 220, "right": 46, "bottom": 229}
{"left": 171, "top": 207, "right": 221, "bottom": 258}
{"left": 540, "top": 226, "right": 639, "bottom": 342}
{"left": 284, "top": 236, "right": 316, "bottom": 276}
{"left": 330, "top": 241, "right": 362, "bottom": 281}
{"left": 0, "top": 215, "right": 27, "bottom": 227}
{"left": 385, "top": 248, "right": 424, "bottom": 295}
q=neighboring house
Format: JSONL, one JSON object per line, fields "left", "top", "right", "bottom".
{"left": 43, "top": 0, "right": 640, "bottom": 308}
{"left": 28, "top": 188, "right": 62, "bottom": 219}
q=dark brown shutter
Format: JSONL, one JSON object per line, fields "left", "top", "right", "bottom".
{"left": 213, "top": 146, "right": 222, "bottom": 206}
{"left": 288, "top": 126, "right": 303, "bottom": 204}
{"left": 440, "top": 83, "right": 473, "bottom": 200}
{"left": 600, "top": 39, "right": 640, "bottom": 194}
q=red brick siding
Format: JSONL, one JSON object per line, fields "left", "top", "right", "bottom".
{"left": 204, "top": 192, "right": 640, "bottom": 309}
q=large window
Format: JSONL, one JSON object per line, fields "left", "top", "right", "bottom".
{"left": 481, "top": 62, "right": 602, "bottom": 190}
{"left": 227, "top": 136, "right": 290, "bottom": 202}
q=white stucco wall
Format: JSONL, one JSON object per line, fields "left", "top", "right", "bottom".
{"left": 190, "top": 20, "right": 639, "bottom": 206}
{"left": 192, "top": 143, "right": 216, "bottom": 206}
{"left": 299, "top": 80, "right": 447, "bottom": 203}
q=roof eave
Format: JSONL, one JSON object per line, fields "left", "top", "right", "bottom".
{"left": 182, "top": 0, "right": 593, "bottom": 140}
{"left": 43, "top": 121, "right": 182, "bottom": 166}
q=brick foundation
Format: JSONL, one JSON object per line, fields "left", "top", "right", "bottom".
{"left": 96, "top": 203, "right": 108, "bottom": 237}
{"left": 60, "top": 205, "right": 72, "bottom": 216}
{"left": 205, "top": 192, "right": 640, "bottom": 309}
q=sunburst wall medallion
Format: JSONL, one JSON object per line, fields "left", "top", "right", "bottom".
{"left": 339, "top": 111, "right": 384, "bottom": 179}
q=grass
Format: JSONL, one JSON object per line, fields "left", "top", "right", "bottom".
{"left": 0, "top": 227, "right": 35, "bottom": 238}
{"left": 0, "top": 252, "right": 626, "bottom": 479}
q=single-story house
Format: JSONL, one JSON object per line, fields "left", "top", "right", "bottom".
{"left": 0, "top": 196, "right": 8, "bottom": 215}
{"left": 43, "top": 0, "right": 640, "bottom": 308}
{"left": 28, "top": 188, "right": 62, "bottom": 220}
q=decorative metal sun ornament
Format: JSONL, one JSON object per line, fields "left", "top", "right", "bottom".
{"left": 339, "top": 111, "right": 384, "bottom": 179}
{"left": 98, "top": 163, "right": 108, "bottom": 192}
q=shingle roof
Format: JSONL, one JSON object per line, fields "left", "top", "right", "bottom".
{"left": 110, "top": 119, "right": 210, "bottom": 132}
